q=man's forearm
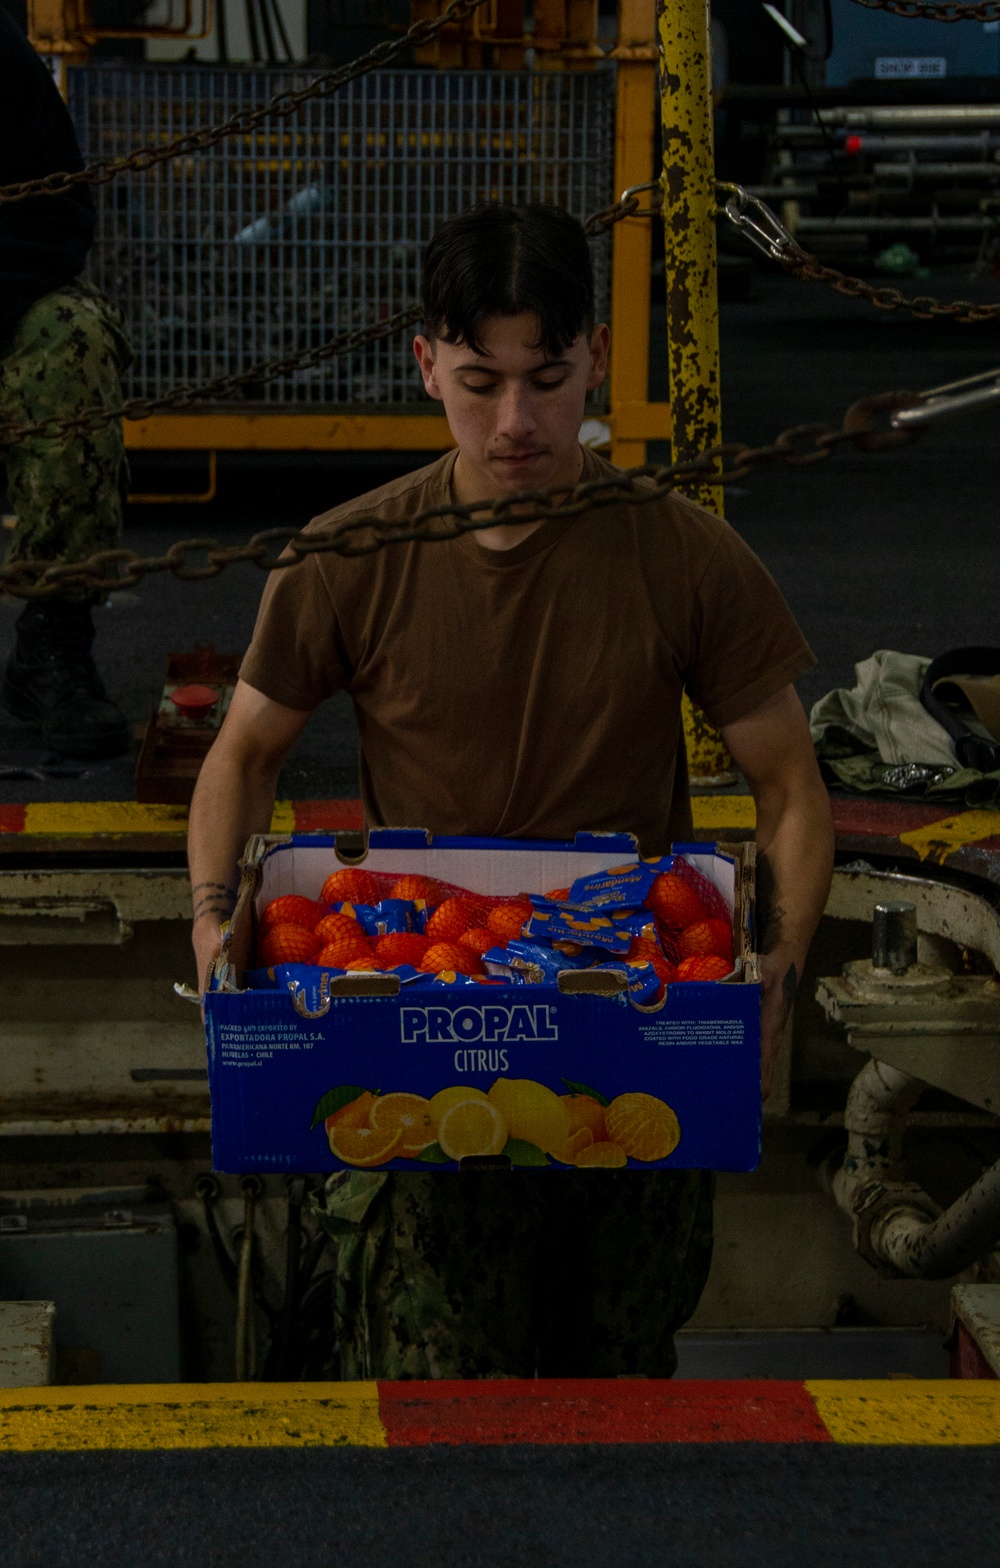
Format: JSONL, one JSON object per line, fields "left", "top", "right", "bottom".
{"left": 755, "top": 780, "right": 835, "bottom": 986}
{"left": 188, "top": 738, "right": 282, "bottom": 979}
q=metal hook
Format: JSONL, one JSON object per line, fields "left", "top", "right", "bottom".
{"left": 716, "top": 181, "right": 803, "bottom": 264}
{"left": 618, "top": 178, "right": 664, "bottom": 218}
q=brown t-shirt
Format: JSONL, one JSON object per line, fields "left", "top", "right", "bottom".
{"left": 240, "top": 447, "right": 814, "bottom": 855}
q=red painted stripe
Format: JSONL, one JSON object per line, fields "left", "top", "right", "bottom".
{"left": 378, "top": 1378, "right": 831, "bottom": 1446}
{"left": 0, "top": 804, "right": 26, "bottom": 834}
{"left": 292, "top": 799, "right": 364, "bottom": 832}
{"left": 830, "top": 799, "right": 946, "bottom": 838}
{"left": 958, "top": 835, "right": 1000, "bottom": 856}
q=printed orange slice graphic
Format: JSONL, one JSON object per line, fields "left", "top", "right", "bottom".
{"left": 327, "top": 1122, "right": 403, "bottom": 1168}
{"left": 553, "top": 1127, "right": 594, "bottom": 1164}
{"left": 605, "top": 1093, "right": 680, "bottom": 1162}
{"left": 370, "top": 1092, "right": 435, "bottom": 1157}
{"left": 325, "top": 1090, "right": 376, "bottom": 1135}
{"left": 574, "top": 1142, "right": 628, "bottom": 1168}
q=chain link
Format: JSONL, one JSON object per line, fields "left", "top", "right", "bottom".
{"left": 719, "top": 183, "right": 1000, "bottom": 323}
{"left": 0, "top": 307, "right": 422, "bottom": 447}
{"left": 787, "top": 251, "right": 1000, "bottom": 321}
{"left": 849, "top": 0, "right": 1000, "bottom": 19}
{"left": 0, "top": 0, "right": 490, "bottom": 208}
{"left": 0, "top": 390, "right": 922, "bottom": 600}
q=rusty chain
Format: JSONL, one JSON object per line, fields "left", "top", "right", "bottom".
{"left": 785, "top": 252, "right": 1000, "bottom": 321}
{"left": 719, "top": 184, "right": 1000, "bottom": 323}
{"left": 0, "top": 389, "right": 921, "bottom": 600}
{"left": 0, "top": 306, "right": 422, "bottom": 448}
{"left": 0, "top": 197, "right": 636, "bottom": 451}
{"left": 0, "top": 0, "right": 490, "bottom": 208}
{"left": 849, "top": 0, "right": 1000, "bottom": 19}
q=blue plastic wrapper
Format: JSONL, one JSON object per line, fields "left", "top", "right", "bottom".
{"left": 594, "top": 959, "right": 663, "bottom": 1004}
{"left": 565, "top": 855, "right": 674, "bottom": 911}
{"left": 267, "top": 960, "right": 431, "bottom": 1007}
{"left": 481, "top": 947, "right": 529, "bottom": 983}
{"left": 504, "top": 939, "right": 576, "bottom": 983}
{"left": 524, "top": 905, "right": 656, "bottom": 953}
{"left": 330, "top": 899, "right": 419, "bottom": 936}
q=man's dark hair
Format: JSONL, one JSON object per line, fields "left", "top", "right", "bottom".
{"left": 422, "top": 203, "right": 594, "bottom": 358}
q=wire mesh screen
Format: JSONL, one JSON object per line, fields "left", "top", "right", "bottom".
{"left": 67, "top": 66, "right": 615, "bottom": 408}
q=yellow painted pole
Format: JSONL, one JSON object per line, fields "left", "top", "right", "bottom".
{"left": 608, "top": 0, "right": 657, "bottom": 468}
{"left": 657, "top": 0, "right": 734, "bottom": 784}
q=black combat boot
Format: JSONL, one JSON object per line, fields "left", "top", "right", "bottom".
{"left": 0, "top": 598, "right": 130, "bottom": 758}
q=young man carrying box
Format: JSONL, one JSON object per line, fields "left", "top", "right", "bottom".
{"left": 188, "top": 203, "right": 834, "bottom": 1379}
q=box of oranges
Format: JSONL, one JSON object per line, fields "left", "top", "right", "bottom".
{"left": 205, "top": 829, "right": 761, "bottom": 1173}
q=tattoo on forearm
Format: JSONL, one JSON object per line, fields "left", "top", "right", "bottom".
{"left": 756, "top": 851, "right": 787, "bottom": 954}
{"left": 192, "top": 893, "right": 236, "bottom": 927}
{"left": 191, "top": 881, "right": 238, "bottom": 900}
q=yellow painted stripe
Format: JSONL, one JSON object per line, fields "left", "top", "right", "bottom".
{"left": 19, "top": 802, "right": 296, "bottom": 837}
{"left": 15, "top": 796, "right": 753, "bottom": 839}
{"left": 23, "top": 801, "right": 189, "bottom": 835}
{"left": 690, "top": 795, "right": 756, "bottom": 830}
{"left": 808, "top": 1381, "right": 1000, "bottom": 1445}
{"left": 0, "top": 1382, "right": 386, "bottom": 1452}
{"left": 899, "top": 809, "right": 1000, "bottom": 864}
{"left": 269, "top": 800, "right": 296, "bottom": 834}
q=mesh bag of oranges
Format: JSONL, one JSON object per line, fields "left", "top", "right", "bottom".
{"left": 252, "top": 852, "right": 735, "bottom": 1004}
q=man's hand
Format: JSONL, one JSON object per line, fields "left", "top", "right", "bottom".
{"left": 187, "top": 680, "right": 311, "bottom": 994}
{"left": 192, "top": 911, "right": 226, "bottom": 993}
{"left": 721, "top": 685, "right": 834, "bottom": 1101}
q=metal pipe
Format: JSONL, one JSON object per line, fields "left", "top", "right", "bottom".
{"left": 830, "top": 1058, "right": 924, "bottom": 1217}
{"left": 830, "top": 1058, "right": 1000, "bottom": 1279}
{"left": 820, "top": 107, "right": 1000, "bottom": 130}
{"left": 872, "top": 901, "right": 918, "bottom": 976}
{"left": 873, "top": 163, "right": 1000, "bottom": 181}
{"left": 777, "top": 130, "right": 1000, "bottom": 152}
{"left": 873, "top": 1161, "right": 1000, "bottom": 1279}
{"left": 892, "top": 370, "right": 1000, "bottom": 430}
{"left": 796, "top": 215, "right": 996, "bottom": 233}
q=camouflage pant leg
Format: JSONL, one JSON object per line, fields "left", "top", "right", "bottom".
{"left": 534, "top": 1169, "right": 715, "bottom": 1379}
{"left": 315, "top": 1167, "right": 713, "bottom": 1381}
{"left": 0, "top": 280, "right": 131, "bottom": 567}
{"left": 316, "top": 1170, "right": 546, "bottom": 1381}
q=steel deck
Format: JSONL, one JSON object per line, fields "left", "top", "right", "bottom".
{"left": 2, "top": 1381, "right": 998, "bottom": 1568}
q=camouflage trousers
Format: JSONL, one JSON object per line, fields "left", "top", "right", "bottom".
{"left": 315, "top": 1168, "right": 714, "bottom": 1381}
{"left": 0, "top": 280, "right": 131, "bottom": 570}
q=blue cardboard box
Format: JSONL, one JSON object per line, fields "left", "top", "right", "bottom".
{"left": 206, "top": 829, "right": 761, "bottom": 1173}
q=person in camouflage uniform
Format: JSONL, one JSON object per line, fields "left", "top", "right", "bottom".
{"left": 1, "top": 280, "right": 130, "bottom": 571}
{"left": 316, "top": 1167, "right": 714, "bottom": 1380}
{"left": 0, "top": 12, "right": 131, "bottom": 758}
